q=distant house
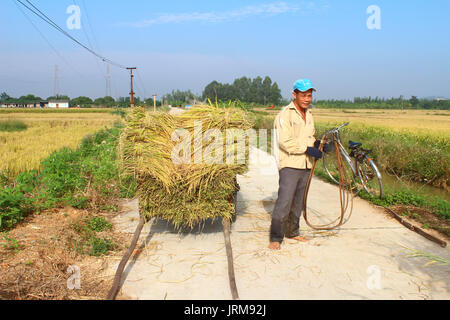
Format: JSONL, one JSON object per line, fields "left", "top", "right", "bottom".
{"left": 0, "top": 99, "right": 70, "bottom": 109}
{"left": 47, "top": 100, "right": 70, "bottom": 108}
{"left": 0, "top": 102, "right": 40, "bottom": 108}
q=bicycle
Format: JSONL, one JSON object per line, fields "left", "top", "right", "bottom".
{"left": 320, "top": 122, "right": 383, "bottom": 199}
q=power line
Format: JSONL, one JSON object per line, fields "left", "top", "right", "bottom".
{"left": 71, "top": 0, "right": 106, "bottom": 86}
{"left": 13, "top": 0, "right": 85, "bottom": 78}
{"left": 81, "top": 0, "right": 102, "bottom": 55}
{"left": 72, "top": 0, "right": 95, "bottom": 51}
{"left": 73, "top": 0, "right": 118, "bottom": 99}
{"left": 15, "top": 0, "right": 127, "bottom": 69}
{"left": 14, "top": 0, "right": 136, "bottom": 105}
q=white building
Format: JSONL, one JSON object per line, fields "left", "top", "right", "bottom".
{"left": 0, "top": 102, "right": 42, "bottom": 108}
{"left": 47, "top": 100, "right": 70, "bottom": 108}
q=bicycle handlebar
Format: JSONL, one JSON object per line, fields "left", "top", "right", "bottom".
{"left": 336, "top": 122, "right": 350, "bottom": 131}
{"left": 321, "top": 122, "right": 350, "bottom": 139}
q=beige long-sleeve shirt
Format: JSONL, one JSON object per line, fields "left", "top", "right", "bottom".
{"left": 274, "top": 101, "right": 316, "bottom": 170}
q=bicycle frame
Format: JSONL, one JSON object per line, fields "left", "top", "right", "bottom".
{"left": 331, "top": 137, "right": 359, "bottom": 178}
{"left": 322, "top": 125, "right": 359, "bottom": 180}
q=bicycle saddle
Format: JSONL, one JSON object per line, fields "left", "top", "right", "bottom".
{"left": 349, "top": 140, "right": 362, "bottom": 149}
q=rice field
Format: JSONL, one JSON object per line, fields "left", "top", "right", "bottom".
{"left": 264, "top": 108, "right": 450, "bottom": 137}
{"left": 0, "top": 112, "right": 122, "bottom": 177}
{"left": 312, "top": 109, "right": 450, "bottom": 137}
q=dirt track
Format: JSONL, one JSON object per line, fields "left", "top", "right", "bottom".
{"left": 104, "top": 147, "right": 450, "bottom": 300}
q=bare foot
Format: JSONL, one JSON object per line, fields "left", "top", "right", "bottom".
{"left": 287, "top": 236, "right": 308, "bottom": 242}
{"left": 268, "top": 242, "right": 281, "bottom": 250}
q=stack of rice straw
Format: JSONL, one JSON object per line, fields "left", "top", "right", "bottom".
{"left": 119, "top": 105, "right": 254, "bottom": 230}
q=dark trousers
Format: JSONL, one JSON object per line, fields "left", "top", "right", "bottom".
{"left": 270, "top": 167, "right": 311, "bottom": 243}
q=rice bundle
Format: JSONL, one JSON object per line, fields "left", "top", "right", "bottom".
{"left": 119, "top": 105, "right": 254, "bottom": 230}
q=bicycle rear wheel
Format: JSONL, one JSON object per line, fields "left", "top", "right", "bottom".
{"left": 357, "top": 156, "right": 383, "bottom": 198}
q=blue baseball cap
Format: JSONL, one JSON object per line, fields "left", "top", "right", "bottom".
{"left": 293, "top": 79, "right": 316, "bottom": 92}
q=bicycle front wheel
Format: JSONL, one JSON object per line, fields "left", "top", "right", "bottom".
{"left": 357, "top": 156, "right": 383, "bottom": 198}
{"left": 323, "top": 148, "right": 355, "bottom": 190}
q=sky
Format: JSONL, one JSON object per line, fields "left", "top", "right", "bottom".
{"left": 1, "top": 0, "right": 450, "bottom": 101}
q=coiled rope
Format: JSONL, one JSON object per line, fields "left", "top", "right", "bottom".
{"left": 302, "top": 135, "right": 355, "bottom": 230}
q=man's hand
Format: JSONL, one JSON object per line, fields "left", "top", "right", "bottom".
{"left": 314, "top": 139, "right": 321, "bottom": 149}
{"left": 306, "top": 146, "right": 323, "bottom": 159}
{"left": 314, "top": 139, "right": 333, "bottom": 153}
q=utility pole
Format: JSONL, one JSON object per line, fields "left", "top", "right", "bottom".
{"left": 153, "top": 94, "right": 157, "bottom": 112}
{"left": 127, "top": 67, "right": 136, "bottom": 108}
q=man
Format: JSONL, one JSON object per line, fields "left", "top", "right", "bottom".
{"left": 269, "top": 79, "right": 323, "bottom": 250}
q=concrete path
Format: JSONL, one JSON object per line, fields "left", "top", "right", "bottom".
{"left": 168, "top": 106, "right": 186, "bottom": 115}
{"left": 106, "top": 147, "right": 450, "bottom": 300}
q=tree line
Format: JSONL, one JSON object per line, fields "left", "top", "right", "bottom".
{"left": 314, "top": 96, "right": 450, "bottom": 110}
{"left": 0, "top": 92, "right": 163, "bottom": 108}
{"left": 161, "top": 76, "right": 283, "bottom": 107}
{"left": 2, "top": 77, "right": 449, "bottom": 110}
{"left": 202, "top": 76, "right": 282, "bottom": 105}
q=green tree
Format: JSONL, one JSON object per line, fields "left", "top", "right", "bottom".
{"left": 47, "top": 95, "right": 70, "bottom": 101}
{"left": 203, "top": 81, "right": 221, "bottom": 101}
{"left": 18, "top": 94, "right": 42, "bottom": 104}
{"left": 250, "top": 76, "right": 263, "bottom": 103}
{"left": 1, "top": 92, "right": 11, "bottom": 103}
{"left": 409, "top": 96, "right": 419, "bottom": 108}
{"left": 116, "top": 96, "right": 141, "bottom": 107}
{"left": 262, "top": 76, "right": 272, "bottom": 105}
{"left": 269, "top": 82, "right": 282, "bottom": 105}
{"left": 143, "top": 98, "right": 162, "bottom": 107}
{"left": 221, "top": 84, "right": 238, "bottom": 101}
{"left": 117, "top": 97, "right": 129, "bottom": 108}
{"left": 232, "top": 77, "right": 252, "bottom": 101}
{"left": 164, "top": 90, "right": 196, "bottom": 107}
{"left": 202, "top": 76, "right": 281, "bottom": 104}
{"left": 94, "top": 97, "right": 105, "bottom": 106}
{"left": 103, "top": 96, "right": 116, "bottom": 107}
{"left": 92, "top": 96, "right": 115, "bottom": 107}
{"left": 71, "top": 96, "right": 93, "bottom": 108}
